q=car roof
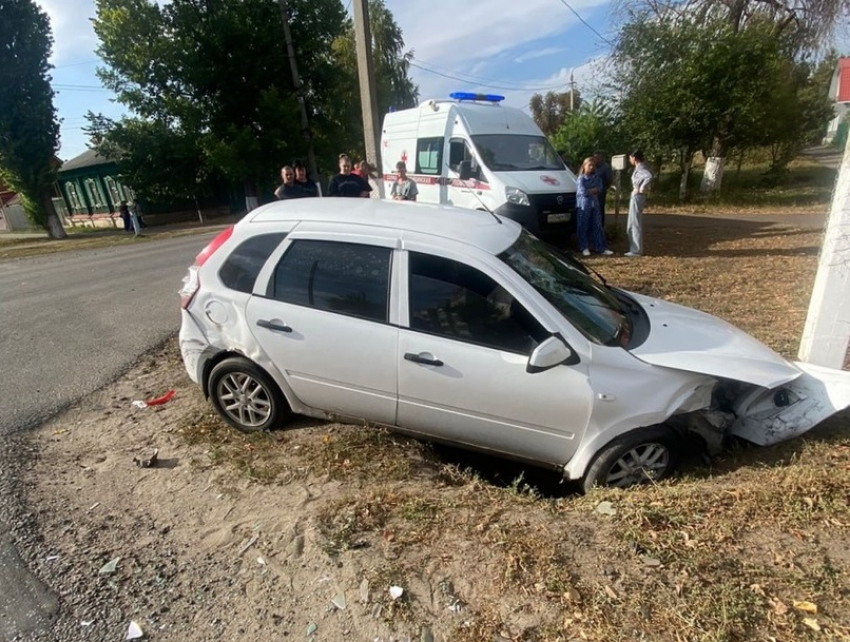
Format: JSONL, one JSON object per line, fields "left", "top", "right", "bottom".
{"left": 247, "top": 198, "right": 521, "bottom": 254}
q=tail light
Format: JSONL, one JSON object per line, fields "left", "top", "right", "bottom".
{"left": 179, "top": 225, "right": 235, "bottom": 310}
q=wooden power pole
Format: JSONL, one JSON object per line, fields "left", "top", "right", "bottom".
{"left": 352, "top": 0, "right": 383, "bottom": 195}
{"left": 277, "top": 0, "right": 319, "bottom": 181}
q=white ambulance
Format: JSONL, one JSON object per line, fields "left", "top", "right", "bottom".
{"left": 380, "top": 92, "right": 578, "bottom": 239}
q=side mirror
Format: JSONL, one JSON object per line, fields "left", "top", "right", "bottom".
{"left": 527, "top": 336, "right": 577, "bottom": 373}
{"left": 458, "top": 160, "right": 472, "bottom": 181}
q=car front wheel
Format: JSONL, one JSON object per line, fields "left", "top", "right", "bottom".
{"left": 208, "top": 357, "right": 290, "bottom": 433}
{"left": 581, "top": 426, "right": 681, "bottom": 492}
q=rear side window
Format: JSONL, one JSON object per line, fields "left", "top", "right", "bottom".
{"left": 408, "top": 252, "right": 548, "bottom": 355}
{"left": 219, "top": 233, "right": 287, "bottom": 293}
{"left": 416, "top": 137, "right": 443, "bottom": 176}
{"left": 270, "top": 240, "right": 391, "bottom": 322}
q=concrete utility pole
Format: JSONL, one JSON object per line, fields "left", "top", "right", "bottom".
{"left": 569, "top": 70, "right": 575, "bottom": 111}
{"left": 799, "top": 136, "right": 850, "bottom": 370}
{"left": 352, "top": 0, "right": 384, "bottom": 196}
{"left": 278, "top": 0, "right": 319, "bottom": 181}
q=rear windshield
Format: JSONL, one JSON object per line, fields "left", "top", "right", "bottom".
{"left": 219, "top": 233, "right": 287, "bottom": 293}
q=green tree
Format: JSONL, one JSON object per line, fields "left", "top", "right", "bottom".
{"left": 550, "top": 99, "right": 625, "bottom": 172}
{"left": 619, "top": 0, "right": 850, "bottom": 190}
{"left": 90, "top": 0, "right": 348, "bottom": 201}
{"left": 614, "top": 14, "right": 798, "bottom": 198}
{"left": 0, "top": 0, "right": 66, "bottom": 238}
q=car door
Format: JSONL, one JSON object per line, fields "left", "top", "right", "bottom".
{"left": 396, "top": 249, "right": 594, "bottom": 467}
{"left": 245, "top": 237, "right": 399, "bottom": 425}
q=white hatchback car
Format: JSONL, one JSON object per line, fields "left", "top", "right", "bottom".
{"left": 179, "top": 199, "right": 850, "bottom": 490}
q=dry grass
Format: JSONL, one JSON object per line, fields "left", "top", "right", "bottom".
{"left": 177, "top": 206, "right": 850, "bottom": 641}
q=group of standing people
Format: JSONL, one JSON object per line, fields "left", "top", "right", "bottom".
{"left": 273, "top": 161, "right": 319, "bottom": 200}
{"left": 274, "top": 154, "right": 419, "bottom": 202}
{"left": 574, "top": 149, "right": 652, "bottom": 258}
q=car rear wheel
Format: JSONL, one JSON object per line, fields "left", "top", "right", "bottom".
{"left": 208, "top": 357, "right": 290, "bottom": 433}
{"left": 581, "top": 426, "right": 680, "bottom": 492}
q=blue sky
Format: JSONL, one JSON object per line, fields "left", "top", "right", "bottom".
{"left": 39, "top": 0, "right": 618, "bottom": 162}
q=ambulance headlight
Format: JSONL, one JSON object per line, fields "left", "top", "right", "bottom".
{"left": 505, "top": 187, "right": 530, "bottom": 207}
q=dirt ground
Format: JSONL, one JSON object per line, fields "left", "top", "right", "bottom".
{"left": 15, "top": 340, "right": 590, "bottom": 642}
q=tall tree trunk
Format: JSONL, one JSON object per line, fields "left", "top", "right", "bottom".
{"left": 194, "top": 197, "right": 206, "bottom": 224}
{"left": 244, "top": 180, "right": 259, "bottom": 213}
{"left": 679, "top": 152, "right": 692, "bottom": 202}
{"left": 41, "top": 190, "right": 67, "bottom": 239}
{"left": 700, "top": 137, "right": 728, "bottom": 193}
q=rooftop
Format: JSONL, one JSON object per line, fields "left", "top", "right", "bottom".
{"left": 59, "top": 148, "right": 116, "bottom": 173}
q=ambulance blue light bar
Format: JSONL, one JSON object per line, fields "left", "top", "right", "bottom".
{"left": 449, "top": 92, "right": 505, "bottom": 103}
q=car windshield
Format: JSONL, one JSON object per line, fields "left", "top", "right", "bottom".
{"left": 471, "top": 134, "right": 565, "bottom": 172}
{"left": 499, "top": 231, "right": 632, "bottom": 346}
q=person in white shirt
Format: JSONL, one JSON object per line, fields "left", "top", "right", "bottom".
{"left": 626, "top": 149, "right": 652, "bottom": 257}
{"left": 390, "top": 161, "right": 418, "bottom": 202}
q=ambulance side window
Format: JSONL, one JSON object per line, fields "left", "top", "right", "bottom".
{"left": 416, "top": 137, "right": 443, "bottom": 176}
{"left": 449, "top": 138, "right": 472, "bottom": 171}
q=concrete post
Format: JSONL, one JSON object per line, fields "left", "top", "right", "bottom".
{"left": 799, "top": 137, "right": 850, "bottom": 370}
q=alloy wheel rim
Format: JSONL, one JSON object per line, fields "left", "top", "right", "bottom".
{"left": 217, "top": 372, "right": 272, "bottom": 428}
{"left": 605, "top": 443, "right": 670, "bottom": 487}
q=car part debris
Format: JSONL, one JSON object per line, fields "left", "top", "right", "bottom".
{"left": 132, "top": 390, "right": 175, "bottom": 409}
{"left": 133, "top": 449, "right": 159, "bottom": 468}
{"left": 126, "top": 620, "right": 143, "bottom": 640}
{"left": 98, "top": 557, "right": 120, "bottom": 575}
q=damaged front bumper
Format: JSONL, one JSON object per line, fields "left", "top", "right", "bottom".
{"left": 729, "top": 361, "right": 850, "bottom": 446}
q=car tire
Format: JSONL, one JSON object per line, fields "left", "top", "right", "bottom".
{"left": 581, "top": 426, "right": 681, "bottom": 492}
{"left": 208, "top": 357, "right": 291, "bottom": 433}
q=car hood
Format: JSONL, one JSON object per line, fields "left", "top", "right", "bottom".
{"left": 498, "top": 170, "right": 577, "bottom": 194}
{"left": 627, "top": 292, "right": 802, "bottom": 389}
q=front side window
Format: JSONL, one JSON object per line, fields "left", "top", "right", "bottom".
{"left": 499, "top": 231, "right": 631, "bottom": 346}
{"left": 408, "top": 252, "right": 547, "bottom": 355}
{"left": 271, "top": 240, "right": 391, "bottom": 323}
{"left": 471, "top": 134, "right": 564, "bottom": 172}
{"left": 219, "top": 233, "right": 287, "bottom": 293}
{"left": 416, "top": 137, "right": 443, "bottom": 176}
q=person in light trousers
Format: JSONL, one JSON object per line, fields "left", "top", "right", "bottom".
{"left": 626, "top": 149, "right": 652, "bottom": 257}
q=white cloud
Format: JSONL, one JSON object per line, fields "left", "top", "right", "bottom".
{"left": 388, "top": 0, "right": 607, "bottom": 64}
{"left": 36, "top": 0, "right": 99, "bottom": 64}
{"left": 514, "top": 47, "right": 567, "bottom": 64}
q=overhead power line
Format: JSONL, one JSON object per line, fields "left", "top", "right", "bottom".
{"left": 406, "top": 59, "right": 570, "bottom": 93}
{"left": 408, "top": 56, "right": 571, "bottom": 92}
{"left": 555, "top": 0, "right": 614, "bottom": 46}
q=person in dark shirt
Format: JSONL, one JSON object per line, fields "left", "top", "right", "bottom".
{"left": 293, "top": 161, "right": 319, "bottom": 197}
{"left": 274, "top": 165, "right": 306, "bottom": 200}
{"left": 328, "top": 154, "right": 371, "bottom": 198}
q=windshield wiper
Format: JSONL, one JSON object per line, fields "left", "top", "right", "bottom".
{"left": 568, "top": 251, "right": 609, "bottom": 289}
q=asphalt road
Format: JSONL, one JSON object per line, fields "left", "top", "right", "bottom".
{"left": 0, "top": 231, "right": 216, "bottom": 641}
{"left": 0, "top": 233, "right": 217, "bottom": 434}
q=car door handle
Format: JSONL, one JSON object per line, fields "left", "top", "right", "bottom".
{"left": 256, "top": 319, "right": 293, "bottom": 333}
{"left": 404, "top": 352, "right": 443, "bottom": 367}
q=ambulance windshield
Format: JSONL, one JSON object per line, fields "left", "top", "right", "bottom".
{"left": 471, "top": 135, "right": 565, "bottom": 172}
